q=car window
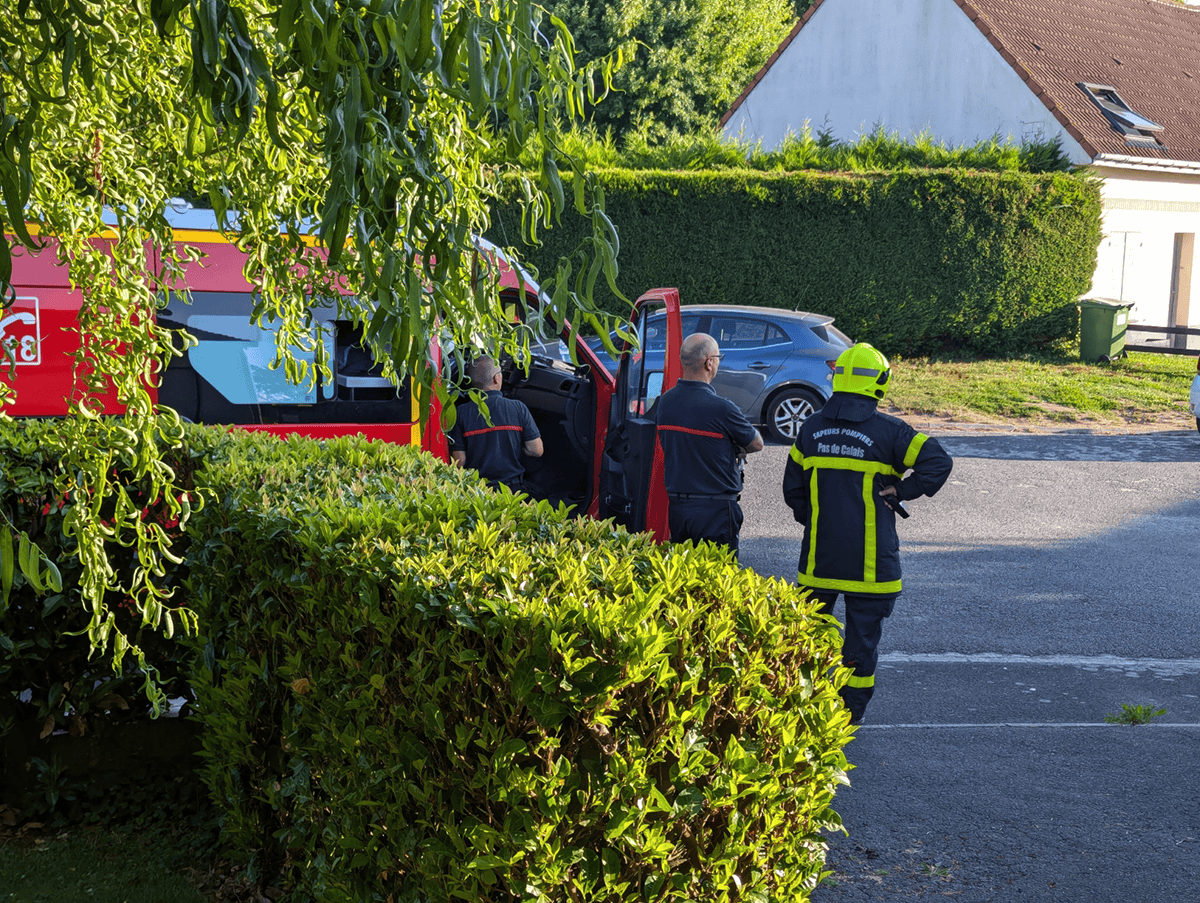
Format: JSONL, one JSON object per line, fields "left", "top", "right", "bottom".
{"left": 827, "top": 323, "right": 853, "bottom": 347}
{"left": 646, "top": 314, "right": 702, "bottom": 353}
{"left": 644, "top": 318, "right": 667, "bottom": 353}
{"left": 712, "top": 316, "right": 769, "bottom": 349}
{"left": 807, "top": 322, "right": 851, "bottom": 348}
{"left": 764, "top": 323, "right": 789, "bottom": 347}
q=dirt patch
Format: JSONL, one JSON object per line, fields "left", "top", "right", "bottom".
{"left": 884, "top": 406, "right": 1198, "bottom": 436}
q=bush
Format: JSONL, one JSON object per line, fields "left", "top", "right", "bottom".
{"left": 0, "top": 419, "right": 214, "bottom": 745}
{"left": 549, "top": 127, "right": 1074, "bottom": 175}
{"left": 2, "top": 423, "right": 854, "bottom": 900}
{"left": 187, "top": 433, "right": 853, "bottom": 902}
{"left": 491, "top": 168, "right": 1101, "bottom": 357}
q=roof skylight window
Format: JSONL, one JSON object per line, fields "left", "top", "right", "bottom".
{"left": 1078, "top": 83, "right": 1165, "bottom": 148}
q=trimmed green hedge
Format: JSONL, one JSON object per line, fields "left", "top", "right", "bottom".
{"left": 492, "top": 168, "right": 1102, "bottom": 357}
{"left": 186, "top": 433, "right": 853, "bottom": 902}
{"left": 2, "top": 422, "right": 854, "bottom": 899}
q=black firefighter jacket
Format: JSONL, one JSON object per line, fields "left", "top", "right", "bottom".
{"left": 782, "top": 393, "right": 953, "bottom": 595}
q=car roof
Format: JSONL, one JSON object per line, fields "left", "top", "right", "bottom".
{"left": 674, "top": 304, "right": 835, "bottom": 326}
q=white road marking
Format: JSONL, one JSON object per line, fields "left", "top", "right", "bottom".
{"left": 883, "top": 652, "right": 1200, "bottom": 677}
{"left": 858, "top": 722, "right": 1200, "bottom": 729}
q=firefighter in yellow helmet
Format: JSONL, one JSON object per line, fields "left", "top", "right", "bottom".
{"left": 782, "top": 343, "right": 953, "bottom": 724}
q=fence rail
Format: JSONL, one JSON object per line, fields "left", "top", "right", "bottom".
{"left": 1126, "top": 324, "right": 1200, "bottom": 355}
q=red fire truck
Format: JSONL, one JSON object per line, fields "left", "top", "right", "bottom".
{"left": 2, "top": 206, "right": 682, "bottom": 538}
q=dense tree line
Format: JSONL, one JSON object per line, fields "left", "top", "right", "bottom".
{"left": 543, "top": 0, "right": 797, "bottom": 141}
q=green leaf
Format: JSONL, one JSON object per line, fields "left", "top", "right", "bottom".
{"left": 0, "top": 524, "right": 13, "bottom": 608}
{"left": 466, "top": 854, "right": 508, "bottom": 870}
{"left": 604, "top": 807, "right": 636, "bottom": 840}
{"left": 41, "top": 594, "right": 66, "bottom": 618}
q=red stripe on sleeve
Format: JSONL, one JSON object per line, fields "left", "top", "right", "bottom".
{"left": 462, "top": 425, "right": 525, "bottom": 438}
{"left": 658, "top": 424, "right": 725, "bottom": 440}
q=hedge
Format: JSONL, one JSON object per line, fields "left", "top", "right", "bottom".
{"left": 186, "top": 432, "right": 854, "bottom": 902}
{"left": 2, "top": 422, "right": 856, "bottom": 901}
{"left": 491, "top": 168, "right": 1102, "bottom": 357}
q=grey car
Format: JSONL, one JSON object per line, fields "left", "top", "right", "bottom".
{"left": 579, "top": 304, "right": 852, "bottom": 443}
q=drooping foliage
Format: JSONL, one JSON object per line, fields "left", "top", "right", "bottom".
{"left": 0, "top": 418, "right": 212, "bottom": 737}
{"left": 0, "top": 0, "right": 622, "bottom": 704}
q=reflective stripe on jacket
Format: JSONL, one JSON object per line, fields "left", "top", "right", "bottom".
{"left": 782, "top": 403, "right": 952, "bottom": 594}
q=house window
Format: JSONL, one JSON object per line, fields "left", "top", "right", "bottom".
{"left": 1077, "top": 83, "right": 1165, "bottom": 148}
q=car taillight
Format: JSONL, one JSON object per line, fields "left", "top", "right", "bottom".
{"left": 826, "top": 360, "right": 837, "bottom": 371}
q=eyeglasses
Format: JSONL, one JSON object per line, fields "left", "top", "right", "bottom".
{"left": 707, "top": 353, "right": 725, "bottom": 361}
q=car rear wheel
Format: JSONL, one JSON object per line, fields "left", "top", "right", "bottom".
{"left": 765, "top": 387, "right": 823, "bottom": 444}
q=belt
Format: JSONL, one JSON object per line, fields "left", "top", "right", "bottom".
{"left": 668, "top": 492, "right": 738, "bottom": 501}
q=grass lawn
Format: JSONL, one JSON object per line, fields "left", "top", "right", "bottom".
{"left": 886, "top": 351, "right": 1197, "bottom": 427}
{"left": 0, "top": 828, "right": 211, "bottom": 903}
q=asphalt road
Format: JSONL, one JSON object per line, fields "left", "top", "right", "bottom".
{"left": 736, "top": 427, "right": 1200, "bottom": 902}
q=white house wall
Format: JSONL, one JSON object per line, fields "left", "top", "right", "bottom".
{"left": 722, "top": 0, "right": 1090, "bottom": 163}
{"left": 1090, "top": 165, "right": 1200, "bottom": 329}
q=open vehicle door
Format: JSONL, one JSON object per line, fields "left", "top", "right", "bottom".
{"left": 4, "top": 213, "right": 694, "bottom": 542}
{"left": 597, "top": 289, "right": 682, "bottom": 541}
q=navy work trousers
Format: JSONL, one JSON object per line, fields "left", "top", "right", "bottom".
{"left": 668, "top": 498, "right": 744, "bottom": 555}
{"left": 811, "top": 590, "right": 897, "bottom": 719}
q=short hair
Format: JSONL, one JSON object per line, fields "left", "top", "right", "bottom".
{"left": 679, "top": 333, "right": 717, "bottom": 374}
{"left": 469, "top": 356, "right": 500, "bottom": 389}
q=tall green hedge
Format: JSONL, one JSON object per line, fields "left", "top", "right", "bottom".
{"left": 492, "top": 169, "right": 1102, "bottom": 357}
{"left": 186, "top": 433, "right": 853, "bottom": 902}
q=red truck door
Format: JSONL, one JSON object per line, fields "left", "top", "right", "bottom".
{"left": 596, "top": 288, "right": 682, "bottom": 541}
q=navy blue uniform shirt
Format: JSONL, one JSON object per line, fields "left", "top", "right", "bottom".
{"left": 654, "top": 380, "right": 758, "bottom": 496}
{"left": 449, "top": 391, "right": 540, "bottom": 489}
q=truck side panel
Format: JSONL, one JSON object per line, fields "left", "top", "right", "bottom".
{"left": 3, "top": 237, "right": 126, "bottom": 416}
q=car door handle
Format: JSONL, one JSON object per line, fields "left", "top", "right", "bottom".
{"left": 749, "top": 362, "right": 772, "bottom": 370}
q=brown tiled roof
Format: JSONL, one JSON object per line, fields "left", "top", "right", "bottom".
{"left": 721, "top": 0, "right": 1200, "bottom": 164}
{"left": 963, "top": 0, "right": 1200, "bottom": 161}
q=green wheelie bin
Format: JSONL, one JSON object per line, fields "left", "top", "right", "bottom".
{"left": 1079, "top": 297, "right": 1132, "bottom": 363}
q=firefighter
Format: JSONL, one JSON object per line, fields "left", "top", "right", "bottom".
{"left": 655, "top": 332, "right": 764, "bottom": 554}
{"left": 449, "top": 356, "right": 543, "bottom": 492}
{"left": 782, "top": 343, "right": 953, "bottom": 724}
